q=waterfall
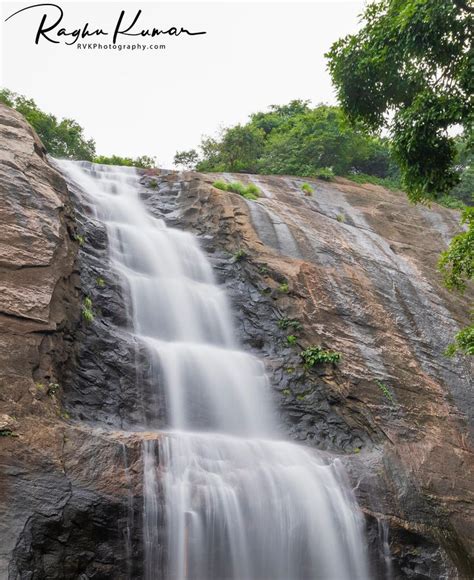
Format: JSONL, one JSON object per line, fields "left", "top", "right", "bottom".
{"left": 57, "top": 161, "right": 371, "bottom": 580}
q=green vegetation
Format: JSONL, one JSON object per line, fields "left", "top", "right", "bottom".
{"left": 212, "top": 180, "right": 260, "bottom": 200}
{"left": 233, "top": 249, "right": 247, "bottom": 262}
{"left": 375, "top": 380, "right": 395, "bottom": 404}
{"left": 282, "top": 389, "right": 291, "bottom": 396}
{"left": 277, "top": 318, "right": 302, "bottom": 331}
{"left": 445, "top": 322, "right": 474, "bottom": 357}
{"left": 0, "top": 88, "right": 156, "bottom": 167}
{"left": 197, "top": 101, "right": 396, "bottom": 181}
{"left": 313, "top": 167, "right": 335, "bottom": 181}
{"left": 96, "top": 277, "right": 106, "bottom": 288}
{"left": 327, "top": 0, "right": 473, "bottom": 355}
{"left": 301, "top": 346, "right": 342, "bottom": 367}
{"left": 438, "top": 207, "right": 474, "bottom": 355}
{"left": 327, "top": 0, "right": 472, "bottom": 204}
{"left": 346, "top": 173, "right": 401, "bottom": 191}
{"left": 148, "top": 179, "right": 158, "bottom": 189}
{"left": 82, "top": 297, "right": 95, "bottom": 323}
{"left": 336, "top": 214, "right": 345, "bottom": 223}
{"left": 286, "top": 335, "right": 297, "bottom": 346}
{"left": 94, "top": 155, "right": 156, "bottom": 168}
{"left": 74, "top": 234, "right": 85, "bottom": 246}
{"left": 278, "top": 282, "right": 289, "bottom": 293}
{"left": 438, "top": 208, "right": 473, "bottom": 290}
{"left": 301, "top": 182, "right": 314, "bottom": 196}
{"left": 174, "top": 149, "right": 199, "bottom": 170}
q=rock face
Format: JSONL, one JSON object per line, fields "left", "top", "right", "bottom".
{"left": 0, "top": 102, "right": 472, "bottom": 579}
{"left": 0, "top": 105, "right": 145, "bottom": 579}
{"left": 166, "top": 171, "right": 473, "bottom": 579}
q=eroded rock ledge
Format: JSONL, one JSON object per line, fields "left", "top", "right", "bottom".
{"left": 0, "top": 102, "right": 473, "bottom": 579}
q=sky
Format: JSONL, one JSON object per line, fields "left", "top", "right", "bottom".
{"left": 1, "top": 1, "right": 366, "bottom": 167}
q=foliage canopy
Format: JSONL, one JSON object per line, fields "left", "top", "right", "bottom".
{"left": 326, "top": 0, "right": 473, "bottom": 203}
{"left": 195, "top": 101, "right": 396, "bottom": 180}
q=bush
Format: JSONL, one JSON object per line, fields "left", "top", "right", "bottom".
{"left": 212, "top": 180, "right": 228, "bottom": 191}
{"left": 212, "top": 180, "right": 260, "bottom": 200}
{"left": 301, "top": 182, "right": 314, "bottom": 196}
{"left": 313, "top": 167, "right": 335, "bottom": 181}
{"left": 233, "top": 249, "right": 247, "bottom": 261}
{"left": 277, "top": 318, "right": 302, "bottom": 331}
{"left": 436, "top": 195, "right": 465, "bottom": 211}
{"left": 287, "top": 335, "right": 297, "bottom": 345}
{"left": 346, "top": 173, "right": 401, "bottom": 191}
{"left": 82, "top": 297, "right": 95, "bottom": 323}
{"left": 301, "top": 346, "right": 341, "bottom": 367}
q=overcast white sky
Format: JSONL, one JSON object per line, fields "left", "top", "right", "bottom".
{"left": 1, "top": 1, "right": 366, "bottom": 167}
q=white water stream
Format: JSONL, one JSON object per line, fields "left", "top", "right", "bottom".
{"left": 57, "top": 161, "right": 370, "bottom": 580}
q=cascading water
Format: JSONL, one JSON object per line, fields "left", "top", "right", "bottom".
{"left": 57, "top": 160, "right": 371, "bottom": 580}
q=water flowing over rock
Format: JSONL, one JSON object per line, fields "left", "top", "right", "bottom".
{"left": 56, "top": 160, "right": 370, "bottom": 579}
{"left": 0, "top": 102, "right": 473, "bottom": 579}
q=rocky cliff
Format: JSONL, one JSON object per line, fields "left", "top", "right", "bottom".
{"left": 0, "top": 103, "right": 472, "bottom": 579}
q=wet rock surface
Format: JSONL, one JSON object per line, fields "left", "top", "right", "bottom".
{"left": 1, "top": 99, "right": 473, "bottom": 579}
{"left": 142, "top": 170, "right": 473, "bottom": 578}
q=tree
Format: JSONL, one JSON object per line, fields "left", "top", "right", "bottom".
{"left": 327, "top": 0, "right": 473, "bottom": 203}
{"left": 195, "top": 102, "right": 393, "bottom": 178}
{"left": 327, "top": 0, "right": 473, "bottom": 355}
{"left": 174, "top": 149, "right": 199, "bottom": 170}
{"left": 218, "top": 124, "right": 265, "bottom": 173}
{"left": 93, "top": 154, "right": 157, "bottom": 168}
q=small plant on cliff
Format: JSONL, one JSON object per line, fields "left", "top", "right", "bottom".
{"left": 336, "top": 213, "right": 345, "bottom": 223}
{"left": 148, "top": 179, "right": 158, "bottom": 189}
{"left": 233, "top": 249, "right": 247, "bottom": 262}
{"left": 301, "top": 182, "right": 314, "bottom": 196}
{"left": 82, "top": 297, "right": 95, "bottom": 323}
{"left": 96, "top": 277, "right": 106, "bottom": 288}
{"left": 301, "top": 346, "right": 341, "bottom": 367}
{"left": 278, "top": 282, "right": 289, "bottom": 293}
{"left": 74, "top": 234, "right": 85, "bottom": 246}
{"left": 286, "top": 335, "right": 297, "bottom": 346}
{"left": 212, "top": 180, "right": 228, "bottom": 191}
{"left": 277, "top": 318, "right": 302, "bottom": 331}
{"left": 375, "top": 380, "right": 395, "bottom": 404}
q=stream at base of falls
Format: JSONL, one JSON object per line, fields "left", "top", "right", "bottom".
{"left": 57, "top": 160, "right": 371, "bottom": 580}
